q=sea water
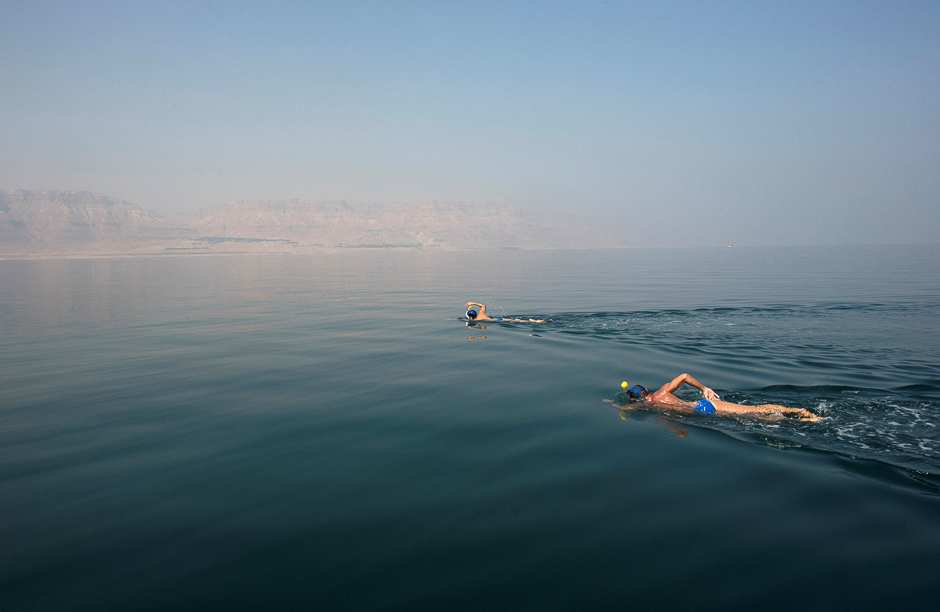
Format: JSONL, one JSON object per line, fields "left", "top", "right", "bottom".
{"left": 1, "top": 245, "right": 939, "bottom": 611}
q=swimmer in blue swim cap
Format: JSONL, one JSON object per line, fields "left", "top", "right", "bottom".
{"left": 620, "top": 372, "right": 820, "bottom": 421}
{"left": 465, "top": 302, "right": 545, "bottom": 324}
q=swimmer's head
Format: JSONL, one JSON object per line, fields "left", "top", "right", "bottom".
{"left": 466, "top": 309, "right": 478, "bottom": 320}
{"left": 626, "top": 385, "right": 649, "bottom": 400}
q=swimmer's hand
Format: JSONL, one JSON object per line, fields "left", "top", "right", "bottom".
{"left": 703, "top": 388, "right": 719, "bottom": 401}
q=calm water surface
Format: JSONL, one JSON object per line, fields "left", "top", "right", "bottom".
{"left": 2, "top": 246, "right": 939, "bottom": 611}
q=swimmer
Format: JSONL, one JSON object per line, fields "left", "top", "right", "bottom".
{"left": 465, "top": 302, "right": 545, "bottom": 324}
{"left": 621, "top": 373, "right": 820, "bottom": 421}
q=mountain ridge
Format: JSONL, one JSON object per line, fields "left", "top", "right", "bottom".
{"left": 0, "top": 190, "right": 625, "bottom": 256}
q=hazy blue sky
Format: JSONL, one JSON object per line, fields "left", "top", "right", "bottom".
{"left": 2, "top": 1, "right": 938, "bottom": 246}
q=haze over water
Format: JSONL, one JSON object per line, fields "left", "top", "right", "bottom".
{"left": 2, "top": 245, "right": 939, "bottom": 610}
{"left": 4, "top": 3, "right": 938, "bottom": 246}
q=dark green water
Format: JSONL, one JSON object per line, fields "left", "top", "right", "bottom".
{"left": 2, "top": 246, "right": 939, "bottom": 610}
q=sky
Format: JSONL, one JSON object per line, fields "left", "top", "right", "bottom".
{"left": 1, "top": 0, "right": 938, "bottom": 246}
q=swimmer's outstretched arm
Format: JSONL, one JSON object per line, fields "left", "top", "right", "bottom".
{"left": 466, "top": 302, "right": 487, "bottom": 316}
{"left": 660, "top": 373, "right": 719, "bottom": 401}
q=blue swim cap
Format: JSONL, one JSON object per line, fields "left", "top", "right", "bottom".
{"left": 466, "top": 309, "right": 477, "bottom": 319}
{"left": 627, "top": 385, "right": 649, "bottom": 399}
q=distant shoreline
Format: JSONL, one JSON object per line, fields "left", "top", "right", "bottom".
{"left": 0, "top": 242, "right": 634, "bottom": 261}
{"left": 2, "top": 190, "right": 626, "bottom": 254}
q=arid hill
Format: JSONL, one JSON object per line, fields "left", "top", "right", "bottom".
{"left": 0, "top": 190, "right": 624, "bottom": 256}
{"left": 190, "top": 199, "right": 618, "bottom": 250}
{"left": 0, "top": 190, "right": 193, "bottom": 247}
